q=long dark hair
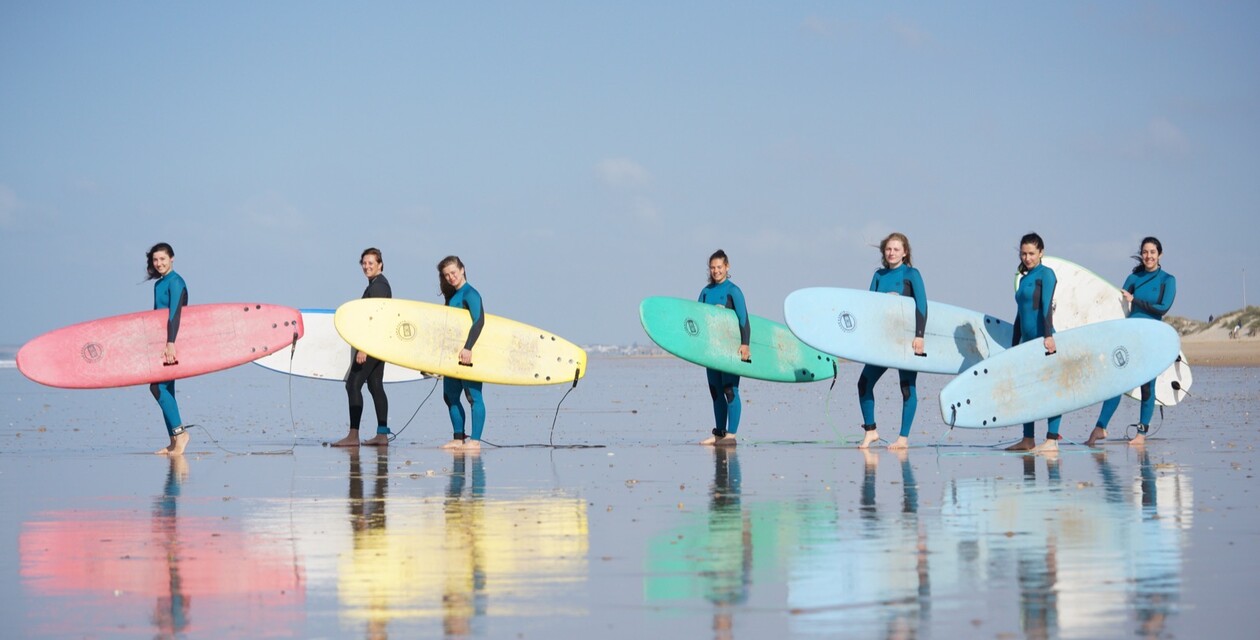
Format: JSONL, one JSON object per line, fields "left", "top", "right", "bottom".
{"left": 880, "top": 232, "right": 913, "bottom": 269}
{"left": 1132, "top": 236, "right": 1163, "bottom": 274}
{"left": 437, "top": 255, "right": 465, "bottom": 302}
{"left": 146, "top": 242, "right": 175, "bottom": 280}
{"left": 1017, "top": 232, "right": 1044, "bottom": 275}
{"left": 707, "top": 249, "right": 729, "bottom": 285}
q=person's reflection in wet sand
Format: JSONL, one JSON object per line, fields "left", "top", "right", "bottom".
{"left": 347, "top": 448, "right": 390, "bottom": 639}
{"left": 443, "top": 450, "right": 487, "bottom": 638}
{"left": 1016, "top": 453, "right": 1061, "bottom": 640}
{"left": 1134, "top": 448, "right": 1176, "bottom": 639}
{"left": 860, "top": 449, "right": 932, "bottom": 639}
{"left": 706, "top": 446, "right": 750, "bottom": 640}
{"left": 151, "top": 455, "right": 191, "bottom": 638}
{"left": 1092, "top": 451, "right": 1125, "bottom": 505}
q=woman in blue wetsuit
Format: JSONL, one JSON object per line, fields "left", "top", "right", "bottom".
{"left": 857, "top": 232, "right": 926, "bottom": 451}
{"left": 1007, "top": 232, "right": 1060, "bottom": 453}
{"left": 437, "top": 256, "right": 487, "bottom": 451}
{"left": 699, "top": 249, "right": 750, "bottom": 446}
{"left": 1086, "top": 237, "right": 1176, "bottom": 448}
{"left": 147, "top": 242, "right": 190, "bottom": 455}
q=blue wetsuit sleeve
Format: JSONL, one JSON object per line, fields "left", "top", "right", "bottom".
{"left": 731, "top": 286, "right": 750, "bottom": 346}
{"left": 909, "top": 268, "right": 928, "bottom": 338}
{"left": 1131, "top": 273, "right": 1176, "bottom": 318}
{"left": 166, "top": 278, "right": 187, "bottom": 343}
{"left": 868, "top": 272, "right": 879, "bottom": 293}
{"left": 1040, "top": 270, "right": 1056, "bottom": 337}
{"left": 462, "top": 287, "right": 485, "bottom": 350}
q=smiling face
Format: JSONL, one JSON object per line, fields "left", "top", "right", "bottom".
{"left": 1140, "top": 241, "right": 1161, "bottom": 271}
{"left": 360, "top": 253, "right": 382, "bottom": 279}
{"left": 1020, "top": 243, "right": 1043, "bottom": 271}
{"left": 883, "top": 239, "right": 906, "bottom": 268}
{"left": 708, "top": 258, "right": 729, "bottom": 284}
{"left": 442, "top": 263, "right": 466, "bottom": 290}
{"left": 151, "top": 250, "right": 173, "bottom": 277}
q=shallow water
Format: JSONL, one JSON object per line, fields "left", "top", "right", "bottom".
{"left": 1, "top": 357, "right": 1257, "bottom": 638}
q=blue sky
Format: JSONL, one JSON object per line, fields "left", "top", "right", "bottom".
{"left": 2, "top": 2, "right": 1257, "bottom": 346}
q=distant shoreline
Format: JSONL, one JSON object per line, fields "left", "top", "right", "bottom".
{"left": 1180, "top": 337, "right": 1260, "bottom": 367}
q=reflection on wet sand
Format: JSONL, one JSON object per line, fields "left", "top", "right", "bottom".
{"left": 941, "top": 449, "right": 1191, "bottom": 638}
{"left": 791, "top": 449, "right": 932, "bottom": 638}
{"left": 645, "top": 447, "right": 754, "bottom": 640}
{"left": 333, "top": 449, "right": 590, "bottom": 636}
{"left": 18, "top": 456, "right": 306, "bottom": 636}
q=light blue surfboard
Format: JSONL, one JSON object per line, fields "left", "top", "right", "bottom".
{"left": 783, "top": 288, "right": 1014, "bottom": 375}
{"left": 939, "top": 318, "right": 1181, "bottom": 428}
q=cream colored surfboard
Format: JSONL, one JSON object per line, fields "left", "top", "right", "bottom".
{"left": 334, "top": 298, "right": 586, "bottom": 386}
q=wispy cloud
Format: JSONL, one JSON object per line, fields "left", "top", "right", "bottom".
{"left": 800, "top": 16, "right": 853, "bottom": 40}
{"left": 888, "top": 16, "right": 932, "bottom": 48}
{"left": 596, "top": 157, "right": 651, "bottom": 189}
{"left": 1142, "top": 116, "right": 1189, "bottom": 156}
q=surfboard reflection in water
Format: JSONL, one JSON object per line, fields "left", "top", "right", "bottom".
{"left": 328, "top": 449, "right": 591, "bottom": 636}
{"left": 18, "top": 456, "right": 307, "bottom": 637}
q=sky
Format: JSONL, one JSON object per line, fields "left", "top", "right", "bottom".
{"left": 2, "top": 1, "right": 1258, "bottom": 347}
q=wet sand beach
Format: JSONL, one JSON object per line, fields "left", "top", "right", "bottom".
{"left": 2, "top": 356, "right": 1258, "bottom": 639}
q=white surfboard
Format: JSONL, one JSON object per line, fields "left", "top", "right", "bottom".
{"left": 939, "top": 319, "right": 1181, "bottom": 428}
{"left": 253, "top": 309, "right": 430, "bottom": 383}
{"left": 784, "top": 288, "right": 1014, "bottom": 374}
{"left": 1023, "top": 256, "right": 1191, "bottom": 406}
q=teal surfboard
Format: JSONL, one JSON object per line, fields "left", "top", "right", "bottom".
{"left": 939, "top": 319, "right": 1181, "bottom": 428}
{"left": 639, "top": 297, "right": 836, "bottom": 383}
{"left": 783, "top": 287, "right": 1014, "bottom": 375}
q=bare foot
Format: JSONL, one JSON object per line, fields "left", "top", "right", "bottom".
{"left": 329, "top": 431, "right": 361, "bottom": 447}
{"left": 441, "top": 438, "right": 466, "bottom": 449}
{"left": 1128, "top": 433, "right": 1146, "bottom": 447}
{"left": 361, "top": 433, "right": 390, "bottom": 447}
{"left": 887, "top": 436, "right": 909, "bottom": 450}
{"left": 1005, "top": 437, "right": 1036, "bottom": 451}
{"left": 1032, "top": 438, "right": 1059, "bottom": 454}
{"left": 461, "top": 439, "right": 482, "bottom": 451}
{"left": 155, "top": 437, "right": 175, "bottom": 455}
{"left": 1084, "top": 427, "right": 1106, "bottom": 448}
{"left": 700, "top": 434, "right": 736, "bottom": 446}
{"left": 859, "top": 430, "right": 880, "bottom": 449}
{"left": 155, "top": 429, "right": 191, "bottom": 456}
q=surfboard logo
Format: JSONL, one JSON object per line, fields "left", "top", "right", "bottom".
{"left": 1111, "top": 346, "right": 1130, "bottom": 369}
{"left": 396, "top": 321, "right": 416, "bottom": 341}
{"left": 837, "top": 312, "right": 856, "bottom": 333}
{"left": 81, "top": 342, "right": 103, "bottom": 363}
{"left": 684, "top": 318, "right": 700, "bottom": 337}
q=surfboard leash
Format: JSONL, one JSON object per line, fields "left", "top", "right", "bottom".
{"left": 481, "top": 367, "right": 606, "bottom": 449}
{"left": 386, "top": 375, "right": 441, "bottom": 443}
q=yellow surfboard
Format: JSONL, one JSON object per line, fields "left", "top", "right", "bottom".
{"left": 334, "top": 298, "right": 586, "bottom": 386}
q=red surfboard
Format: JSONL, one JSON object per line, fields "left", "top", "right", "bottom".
{"left": 17, "top": 303, "right": 304, "bottom": 389}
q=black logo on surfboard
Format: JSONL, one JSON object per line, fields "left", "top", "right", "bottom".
{"left": 684, "top": 318, "right": 699, "bottom": 337}
{"left": 81, "top": 342, "right": 103, "bottom": 363}
{"left": 396, "top": 321, "right": 416, "bottom": 341}
{"left": 1111, "top": 346, "right": 1130, "bottom": 369}
{"left": 837, "top": 312, "right": 856, "bottom": 333}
